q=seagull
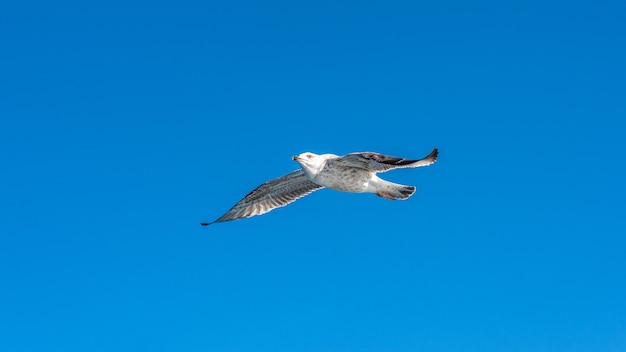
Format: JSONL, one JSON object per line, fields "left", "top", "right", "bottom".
{"left": 201, "top": 148, "right": 438, "bottom": 225}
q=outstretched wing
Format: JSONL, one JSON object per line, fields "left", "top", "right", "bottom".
{"left": 202, "top": 169, "right": 323, "bottom": 225}
{"left": 332, "top": 148, "right": 438, "bottom": 173}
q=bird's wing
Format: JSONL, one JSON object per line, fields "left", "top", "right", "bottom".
{"left": 331, "top": 148, "right": 438, "bottom": 173}
{"left": 203, "top": 169, "right": 323, "bottom": 225}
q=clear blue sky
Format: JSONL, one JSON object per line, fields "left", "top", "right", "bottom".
{"left": 1, "top": 1, "right": 625, "bottom": 351}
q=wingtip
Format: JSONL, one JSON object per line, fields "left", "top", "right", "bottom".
{"left": 200, "top": 222, "right": 212, "bottom": 226}
{"left": 430, "top": 147, "right": 439, "bottom": 160}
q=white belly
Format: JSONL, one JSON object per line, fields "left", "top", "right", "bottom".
{"left": 313, "top": 165, "right": 373, "bottom": 193}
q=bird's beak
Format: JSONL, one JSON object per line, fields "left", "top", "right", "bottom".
{"left": 292, "top": 156, "right": 299, "bottom": 161}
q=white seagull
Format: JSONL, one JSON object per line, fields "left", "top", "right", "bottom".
{"left": 201, "top": 148, "right": 438, "bottom": 225}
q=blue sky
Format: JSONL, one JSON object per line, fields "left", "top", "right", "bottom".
{"left": 1, "top": 0, "right": 625, "bottom": 351}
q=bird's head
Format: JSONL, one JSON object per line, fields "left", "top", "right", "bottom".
{"left": 292, "top": 152, "right": 324, "bottom": 174}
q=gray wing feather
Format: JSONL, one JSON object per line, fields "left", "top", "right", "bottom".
{"left": 334, "top": 148, "right": 438, "bottom": 172}
{"left": 208, "top": 169, "right": 323, "bottom": 224}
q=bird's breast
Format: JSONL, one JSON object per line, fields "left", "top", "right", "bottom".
{"left": 314, "top": 165, "right": 371, "bottom": 192}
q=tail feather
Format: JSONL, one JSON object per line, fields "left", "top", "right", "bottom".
{"left": 375, "top": 182, "right": 416, "bottom": 200}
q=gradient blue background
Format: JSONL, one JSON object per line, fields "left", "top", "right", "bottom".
{"left": 1, "top": 1, "right": 625, "bottom": 351}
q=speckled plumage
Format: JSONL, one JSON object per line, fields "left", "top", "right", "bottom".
{"left": 201, "top": 148, "right": 438, "bottom": 225}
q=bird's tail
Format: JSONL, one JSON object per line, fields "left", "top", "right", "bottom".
{"left": 375, "top": 181, "right": 416, "bottom": 200}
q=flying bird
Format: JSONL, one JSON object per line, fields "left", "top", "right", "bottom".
{"left": 200, "top": 148, "right": 438, "bottom": 225}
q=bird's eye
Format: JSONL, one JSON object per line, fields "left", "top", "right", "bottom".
{"left": 307, "top": 154, "right": 313, "bottom": 159}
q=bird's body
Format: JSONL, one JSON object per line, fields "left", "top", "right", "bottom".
{"left": 300, "top": 153, "right": 371, "bottom": 192}
{"left": 201, "top": 148, "right": 438, "bottom": 225}
{"left": 295, "top": 152, "right": 416, "bottom": 198}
